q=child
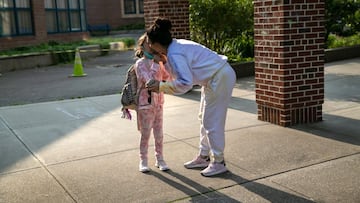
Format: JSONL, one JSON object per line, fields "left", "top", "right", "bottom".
{"left": 134, "top": 34, "right": 171, "bottom": 173}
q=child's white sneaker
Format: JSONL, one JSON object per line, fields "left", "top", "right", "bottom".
{"left": 200, "top": 161, "right": 227, "bottom": 177}
{"left": 155, "top": 160, "right": 169, "bottom": 171}
{"left": 184, "top": 155, "right": 210, "bottom": 169}
{"left": 139, "top": 159, "right": 150, "bottom": 173}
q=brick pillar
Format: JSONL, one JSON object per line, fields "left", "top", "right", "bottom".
{"left": 143, "top": 0, "right": 190, "bottom": 39}
{"left": 254, "top": 0, "right": 325, "bottom": 126}
{"left": 32, "top": 1, "right": 47, "bottom": 41}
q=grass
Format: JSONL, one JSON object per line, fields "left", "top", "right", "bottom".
{"left": 0, "top": 37, "right": 135, "bottom": 57}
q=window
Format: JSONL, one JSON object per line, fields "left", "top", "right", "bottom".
{"left": 45, "top": 0, "right": 86, "bottom": 33}
{"left": 124, "top": 0, "right": 135, "bottom": 14}
{"left": 122, "top": 0, "right": 143, "bottom": 17}
{"left": 0, "top": 0, "right": 33, "bottom": 37}
{"left": 139, "top": 0, "right": 143, "bottom": 14}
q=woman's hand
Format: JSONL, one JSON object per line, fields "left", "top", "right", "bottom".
{"left": 153, "top": 53, "right": 167, "bottom": 64}
{"left": 145, "top": 79, "right": 160, "bottom": 93}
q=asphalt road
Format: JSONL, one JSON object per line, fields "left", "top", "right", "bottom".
{"left": 0, "top": 50, "right": 136, "bottom": 107}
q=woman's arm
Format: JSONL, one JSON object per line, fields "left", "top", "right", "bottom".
{"left": 159, "top": 62, "right": 172, "bottom": 81}
{"left": 159, "top": 54, "right": 193, "bottom": 95}
{"left": 147, "top": 54, "right": 193, "bottom": 95}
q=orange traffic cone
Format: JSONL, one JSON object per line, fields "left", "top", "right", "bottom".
{"left": 70, "top": 49, "right": 87, "bottom": 77}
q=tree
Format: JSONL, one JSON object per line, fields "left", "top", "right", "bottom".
{"left": 325, "top": 0, "right": 360, "bottom": 38}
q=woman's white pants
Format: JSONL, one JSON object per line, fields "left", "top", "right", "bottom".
{"left": 198, "top": 63, "right": 236, "bottom": 162}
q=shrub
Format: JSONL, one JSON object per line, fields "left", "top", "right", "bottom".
{"left": 115, "top": 23, "right": 145, "bottom": 30}
{"left": 189, "top": 0, "right": 254, "bottom": 62}
{"left": 326, "top": 33, "right": 360, "bottom": 49}
{"left": 222, "top": 32, "right": 254, "bottom": 63}
{"left": 325, "top": 0, "right": 360, "bottom": 39}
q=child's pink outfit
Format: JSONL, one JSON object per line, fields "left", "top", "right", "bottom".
{"left": 135, "top": 58, "right": 170, "bottom": 172}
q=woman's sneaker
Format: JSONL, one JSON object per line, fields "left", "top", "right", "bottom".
{"left": 200, "top": 161, "right": 227, "bottom": 177}
{"left": 184, "top": 155, "right": 210, "bottom": 169}
{"left": 139, "top": 159, "right": 150, "bottom": 173}
{"left": 155, "top": 160, "right": 169, "bottom": 171}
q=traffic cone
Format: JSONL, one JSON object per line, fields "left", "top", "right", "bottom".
{"left": 70, "top": 49, "right": 87, "bottom": 77}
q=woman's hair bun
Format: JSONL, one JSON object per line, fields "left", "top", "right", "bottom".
{"left": 154, "top": 18, "right": 172, "bottom": 32}
{"left": 147, "top": 17, "right": 173, "bottom": 46}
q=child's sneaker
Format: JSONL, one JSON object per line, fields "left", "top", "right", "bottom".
{"left": 184, "top": 155, "right": 210, "bottom": 169}
{"left": 139, "top": 159, "right": 150, "bottom": 173}
{"left": 200, "top": 161, "right": 227, "bottom": 177}
{"left": 155, "top": 160, "right": 169, "bottom": 171}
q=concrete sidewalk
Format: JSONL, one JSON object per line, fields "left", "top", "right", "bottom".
{"left": 0, "top": 58, "right": 359, "bottom": 202}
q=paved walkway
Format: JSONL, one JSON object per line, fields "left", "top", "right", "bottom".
{"left": 0, "top": 57, "right": 359, "bottom": 202}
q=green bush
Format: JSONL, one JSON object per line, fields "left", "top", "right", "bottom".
{"left": 189, "top": 0, "right": 254, "bottom": 62}
{"left": 222, "top": 32, "right": 254, "bottom": 63}
{"left": 325, "top": 0, "right": 360, "bottom": 39}
{"left": 115, "top": 23, "right": 145, "bottom": 30}
{"left": 326, "top": 33, "right": 360, "bottom": 48}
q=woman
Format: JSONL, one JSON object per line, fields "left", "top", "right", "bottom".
{"left": 145, "top": 18, "right": 236, "bottom": 177}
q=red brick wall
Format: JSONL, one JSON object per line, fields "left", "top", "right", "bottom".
{"left": 254, "top": 0, "right": 325, "bottom": 126}
{"left": 1, "top": 0, "right": 146, "bottom": 51}
{"left": 144, "top": 0, "right": 190, "bottom": 39}
{"left": 86, "top": 0, "right": 144, "bottom": 29}
{"left": 0, "top": 1, "right": 88, "bottom": 51}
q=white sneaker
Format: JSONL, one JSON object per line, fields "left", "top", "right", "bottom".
{"left": 155, "top": 160, "right": 169, "bottom": 171}
{"left": 200, "top": 161, "right": 227, "bottom": 177}
{"left": 184, "top": 155, "right": 210, "bottom": 169}
{"left": 139, "top": 159, "right": 150, "bottom": 173}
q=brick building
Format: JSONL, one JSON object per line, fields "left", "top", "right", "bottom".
{"left": 0, "top": 0, "right": 144, "bottom": 51}
{"left": 143, "top": 0, "right": 325, "bottom": 127}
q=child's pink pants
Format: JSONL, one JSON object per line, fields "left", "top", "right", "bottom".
{"left": 137, "top": 105, "right": 164, "bottom": 161}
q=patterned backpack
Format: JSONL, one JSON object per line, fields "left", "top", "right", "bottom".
{"left": 121, "top": 64, "right": 139, "bottom": 119}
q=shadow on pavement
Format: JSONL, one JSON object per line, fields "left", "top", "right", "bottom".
{"left": 227, "top": 172, "right": 314, "bottom": 203}
{"left": 151, "top": 169, "right": 242, "bottom": 202}
{"left": 151, "top": 169, "right": 314, "bottom": 202}
{"left": 292, "top": 113, "right": 360, "bottom": 146}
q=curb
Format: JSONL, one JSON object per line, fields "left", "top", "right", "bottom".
{"left": 324, "top": 45, "right": 360, "bottom": 63}
{"left": 0, "top": 45, "right": 129, "bottom": 73}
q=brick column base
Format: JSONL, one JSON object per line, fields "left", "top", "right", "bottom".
{"left": 258, "top": 105, "right": 323, "bottom": 126}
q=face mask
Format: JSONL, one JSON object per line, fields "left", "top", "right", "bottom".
{"left": 143, "top": 50, "right": 154, "bottom": 59}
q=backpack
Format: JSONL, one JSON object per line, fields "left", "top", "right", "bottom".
{"left": 121, "top": 64, "right": 139, "bottom": 110}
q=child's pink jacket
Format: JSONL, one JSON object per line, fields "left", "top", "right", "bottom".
{"left": 134, "top": 58, "right": 171, "bottom": 110}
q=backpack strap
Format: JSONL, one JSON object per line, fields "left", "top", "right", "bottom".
{"left": 121, "top": 108, "right": 132, "bottom": 120}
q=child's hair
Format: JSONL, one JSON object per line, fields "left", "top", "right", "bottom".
{"left": 146, "top": 17, "right": 172, "bottom": 47}
{"left": 135, "top": 33, "right": 147, "bottom": 58}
